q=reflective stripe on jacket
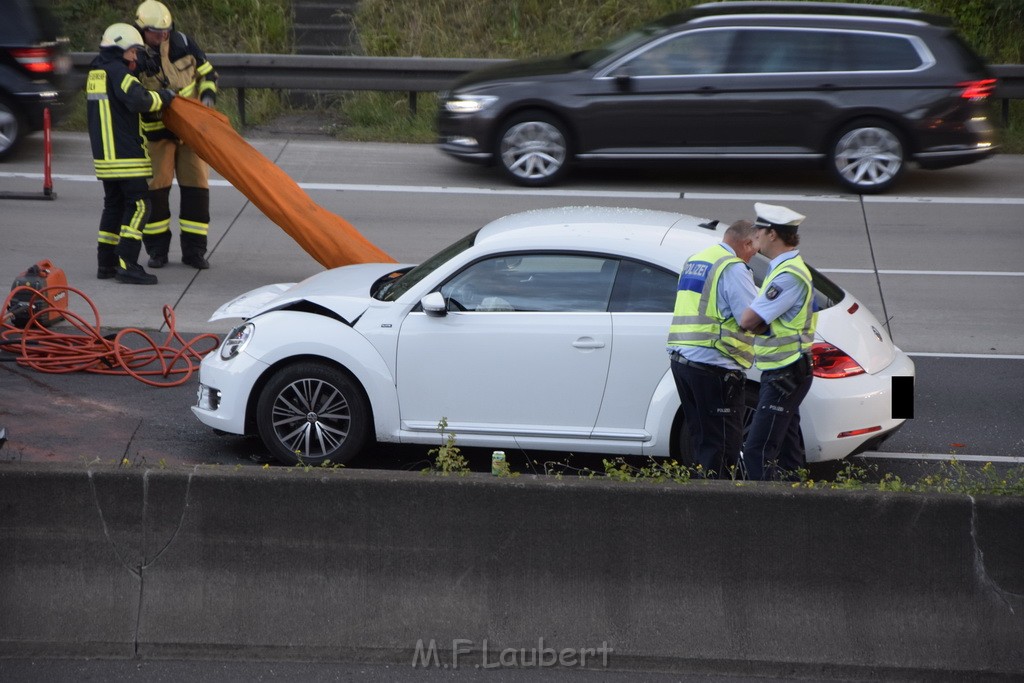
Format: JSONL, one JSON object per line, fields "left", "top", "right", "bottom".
{"left": 87, "top": 50, "right": 164, "bottom": 180}
{"left": 754, "top": 255, "right": 817, "bottom": 370}
{"left": 667, "top": 243, "right": 754, "bottom": 368}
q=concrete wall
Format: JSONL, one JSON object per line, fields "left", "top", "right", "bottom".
{"left": 1, "top": 462, "right": 1022, "bottom": 677}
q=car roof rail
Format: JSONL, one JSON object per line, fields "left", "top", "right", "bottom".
{"left": 685, "top": 2, "right": 951, "bottom": 28}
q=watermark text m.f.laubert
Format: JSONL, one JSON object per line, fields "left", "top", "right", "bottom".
{"left": 412, "top": 638, "right": 613, "bottom": 669}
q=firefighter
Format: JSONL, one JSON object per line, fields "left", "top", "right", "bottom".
{"left": 134, "top": 0, "right": 219, "bottom": 270}
{"left": 87, "top": 23, "right": 174, "bottom": 285}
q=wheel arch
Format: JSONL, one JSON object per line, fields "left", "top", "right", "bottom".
{"left": 822, "top": 113, "right": 915, "bottom": 160}
{"left": 491, "top": 104, "right": 579, "bottom": 160}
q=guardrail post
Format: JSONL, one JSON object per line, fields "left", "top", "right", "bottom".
{"left": 236, "top": 88, "right": 247, "bottom": 127}
{"left": 408, "top": 91, "right": 417, "bottom": 116}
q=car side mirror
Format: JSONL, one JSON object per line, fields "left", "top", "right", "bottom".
{"left": 615, "top": 73, "right": 633, "bottom": 91}
{"left": 420, "top": 291, "right": 448, "bottom": 317}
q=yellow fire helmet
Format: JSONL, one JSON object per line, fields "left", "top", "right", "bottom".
{"left": 100, "top": 23, "right": 145, "bottom": 50}
{"left": 136, "top": 0, "right": 172, "bottom": 31}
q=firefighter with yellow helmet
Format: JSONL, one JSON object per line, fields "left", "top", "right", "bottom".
{"left": 87, "top": 23, "right": 175, "bottom": 284}
{"left": 134, "top": 0, "right": 219, "bottom": 270}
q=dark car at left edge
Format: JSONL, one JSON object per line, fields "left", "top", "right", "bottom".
{"left": 0, "top": 0, "right": 72, "bottom": 160}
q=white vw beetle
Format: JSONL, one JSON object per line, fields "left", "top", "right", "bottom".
{"left": 193, "top": 206, "right": 913, "bottom": 466}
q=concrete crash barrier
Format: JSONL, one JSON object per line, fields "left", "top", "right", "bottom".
{"left": 1, "top": 462, "right": 1022, "bottom": 677}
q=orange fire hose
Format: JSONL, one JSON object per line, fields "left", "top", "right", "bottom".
{"left": 163, "top": 97, "right": 397, "bottom": 269}
{"left": 1, "top": 285, "right": 220, "bottom": 387}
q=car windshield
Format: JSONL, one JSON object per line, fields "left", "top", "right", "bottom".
{"left": 374, "top": 230, "right": 479, "bottom": 302}
{"left": 572, "top": 14, "right": 677, "bottom": 68}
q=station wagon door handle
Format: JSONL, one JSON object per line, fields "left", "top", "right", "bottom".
{"left": 572, "top": 338, "right": 606, "bottom": 349}
{"left": 697, "top": 86, "right": 717, "bottom": 93}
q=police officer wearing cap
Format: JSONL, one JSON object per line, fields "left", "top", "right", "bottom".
{"left": 740, "top": 203, "right": 818, "bottom": 480}
{"left": 667, "top": 219, "right": 760, "bottom": 478}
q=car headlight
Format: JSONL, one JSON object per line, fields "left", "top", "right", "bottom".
{"left": 444, "top": 95, "right": 498, "bottom": 114}
{"left": 220, "top": 322, "right": 254, "bottom": 360}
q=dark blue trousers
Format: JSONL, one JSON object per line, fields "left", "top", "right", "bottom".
{"left": 671, "top": 357, "right": 745, "bottom": 478}
{"left": 743, "top": 355, "right": 814, "bottom": 481}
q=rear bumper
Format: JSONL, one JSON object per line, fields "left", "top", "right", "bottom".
{"left": 801, "top": 348, "right": 916, "bottom": 463}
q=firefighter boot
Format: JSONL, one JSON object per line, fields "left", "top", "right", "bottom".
{"left": 145, "top": 230, "right": 172, "bottom": 269}
{"left": 115, "top": 239, "right": 158, "bottom": 285}
{"left": 97, "top": 243, "right": 117, "bottom": 280}
{"left": 181, "top": 235, "right": 210, "bottom": 270}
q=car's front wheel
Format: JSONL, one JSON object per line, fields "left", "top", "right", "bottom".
{"left": 829, "top": 118, "right": 905, "bottom": 194}
{"left": 0, "top": 95, "right": 26, "bottom": 161}
{"left": 497, "top": 110, "right": 570, "bottom": 186}
{"left": 256, "top": 361, "right": 370, "bottom": 466}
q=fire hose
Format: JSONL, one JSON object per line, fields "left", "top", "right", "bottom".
{"left": 1, "top": 284, "right": 219, "bottom": 387}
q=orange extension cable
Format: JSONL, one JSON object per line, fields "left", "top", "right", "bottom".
{"left": 1, "top": 284, "right": 220, "bottom": 387}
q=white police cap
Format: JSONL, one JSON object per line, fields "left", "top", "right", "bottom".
{"left": 754, "top": 202, "right": 805, "bottom": 231}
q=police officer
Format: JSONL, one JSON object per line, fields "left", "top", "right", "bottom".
{"left": 87, "top": 23, "right": 174, "bottom": 285}
{"left": 740, "top": 203, "right": 818, "bottom": 481}
{"left": 667, "top": 219, "right": 760, "bottom": 478}
{"left": 134, "top": 0, "right": 219, "bottom": 270}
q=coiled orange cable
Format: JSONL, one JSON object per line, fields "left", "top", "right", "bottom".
{"left": 1, "top": 284, "right": 220, "bottom": 387}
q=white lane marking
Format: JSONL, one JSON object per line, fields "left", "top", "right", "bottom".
{"left": 905, "top": 352, "right": 1024, "bottom": 360}
{"left": 859, "top": 452, "right": 1024, "bottom": 464}
{"left": 822, "top": 268, "right": 1024, "bottom": 277}
{"left": 4, "top": 172, "right": 1024, "bottom": 204}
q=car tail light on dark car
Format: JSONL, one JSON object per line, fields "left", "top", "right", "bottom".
{"left": 9, "top": 47, "right": 58, "bottom": 74}
{"left": 812, "top": 342, "right": 865, "bottom": 379}
{"left": 958, "top": 78, "right": 997, "bottom": 100}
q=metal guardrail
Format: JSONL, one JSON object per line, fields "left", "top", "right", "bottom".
{"left": 71, "top": 53, "right": 1023, "bottom": 126}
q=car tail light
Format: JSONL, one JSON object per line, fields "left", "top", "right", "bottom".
{"left": 837, "top": 426, "right": 882, "bottom": 439}
{"left": 811, "top": 342, "right": 864, "bottom": 379}
{"left": 958, "top": 78, "right": 996, "bottom": 100}
{"left": 9, "top": 47, "right": 57, "bottom": 74}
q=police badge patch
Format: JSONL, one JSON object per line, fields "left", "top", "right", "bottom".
{"left": 766, "top": 284, "right": 782, "bottom": 301}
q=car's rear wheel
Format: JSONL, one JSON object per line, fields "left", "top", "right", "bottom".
{"left": 497, "top": 110, "right": 570, "bottom": 186}
{"left": 0, "top": 95, "right": 26, "bottom": 161}
{"left": 256, "top": 361, "right": 370, "bottom": 466}
{"left": 829, "top": 118, "right": 905, "bottom": 194}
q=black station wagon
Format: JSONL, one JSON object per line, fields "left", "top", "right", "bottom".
{"left": 437, "top": 1, "right": 999, "bottom": 193}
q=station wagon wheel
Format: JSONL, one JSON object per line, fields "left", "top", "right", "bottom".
{"left": 0, "top": 96, "right": 26, "bottom": 161}
{"left": 829, "top": 119, "right": 905, "bottom": 194}
{"left": 256, "top": 361, "right": 370, "bottom": 466}
{"left": 497, "top": 110, "right": 570, "bottom": 186}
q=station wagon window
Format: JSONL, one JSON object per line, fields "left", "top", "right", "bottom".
{"left": 615, "top": 29, "right": 734, "bottom": 77}
{"left": 440, "top": 254, "right": 618, "bottom": 312}
{"left": 729, "top": 28, "right": 924, "bottom": 74}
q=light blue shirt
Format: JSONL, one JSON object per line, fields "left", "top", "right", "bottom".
{"left": 750, "top": 250, "right": 809, "bottom": 326}
{"left": 668, "top": 242, "right": 758, "bottom": 370}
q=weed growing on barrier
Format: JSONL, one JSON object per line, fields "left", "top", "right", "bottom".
{"left": 579, "top": 457, "right": 1024, "bottom": 496}
{"left": 426, "top": 418, "right": 470, "bottom": 476}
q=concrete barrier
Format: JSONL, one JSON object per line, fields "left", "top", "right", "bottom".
{"left": 1, "top": 462, "right": 1022, "bottom": 677}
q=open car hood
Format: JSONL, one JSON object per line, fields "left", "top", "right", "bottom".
{"left": 208, "top": 263, "right": 411, "bottom": 322}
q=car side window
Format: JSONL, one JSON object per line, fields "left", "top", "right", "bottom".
{"left": 730, "top": 29, "right": 839, "bottom": 73}
{"left": 440, "top": 254, "right": 617, "bottom": 312}
{"left": 616, "top": 29, "right": 734, "bottom": 77}
{"left": 608, "top": 259, "right": 678, "bottom": 312}
{"left": 839, "top": 32, "right": 925, "bottom": 71}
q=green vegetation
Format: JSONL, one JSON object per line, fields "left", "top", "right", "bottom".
{"left": 597, "top": 457, "right": 1024, "bottom": 495}
{"left": 52, "top": 0, "right": 1023, "bottom": 146}
{"left": 425, "top": 418, "right": 470, "bottom": 475}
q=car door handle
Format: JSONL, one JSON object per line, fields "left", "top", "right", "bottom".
{"left": 572, "top": 338, "right": 606, "bottom": 349}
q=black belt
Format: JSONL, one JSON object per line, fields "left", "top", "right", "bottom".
{"left": 671, "top": 354, "right": 736, "bottom": 375}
